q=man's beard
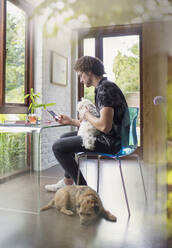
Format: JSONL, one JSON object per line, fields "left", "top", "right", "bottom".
{"left": 85, "top": 78, "right": 92, "bottom": 87}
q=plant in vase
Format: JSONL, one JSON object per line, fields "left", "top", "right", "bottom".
{"left": 24, "top": 88, "right": 56, "bottom": 124}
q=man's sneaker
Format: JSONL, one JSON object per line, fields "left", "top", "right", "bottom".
{"left": 45, "top": 178, "right": 73, "bottom": 192}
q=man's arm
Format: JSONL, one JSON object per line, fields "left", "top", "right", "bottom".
{"left": 58, "top": 114, "right": 80, "bottom": 127}
{"left": 71, "top": 118, "right": 80, "bottom": 127}
{"left": 84, "top": 107, "right": 114, "bottom": 133}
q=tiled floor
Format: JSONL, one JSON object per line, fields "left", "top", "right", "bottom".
{"left": 0, "top": 159, "right": 169, "bottom": 248}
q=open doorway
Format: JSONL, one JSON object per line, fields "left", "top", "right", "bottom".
{"left": 78, "top": 25, "right": 142, "bottom": 147}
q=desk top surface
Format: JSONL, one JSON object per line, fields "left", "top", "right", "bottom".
{"left": 0, "top": 121, "right": 68, "bottom": 132}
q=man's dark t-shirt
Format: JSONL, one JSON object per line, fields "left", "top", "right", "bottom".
{"left": 95, "top": 77, "right": 130, "bottom": 153}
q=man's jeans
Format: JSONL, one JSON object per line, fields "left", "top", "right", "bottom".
{"left": 52, "top": 131, "right": 114, "bottom": 185}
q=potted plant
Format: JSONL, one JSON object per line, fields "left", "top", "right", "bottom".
{"left": 24, "top": 88, "right": 56, "bottom": 124}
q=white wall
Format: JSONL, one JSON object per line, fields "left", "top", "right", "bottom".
{"left": 33, "top": 16, "right": 77, "bottom": 170}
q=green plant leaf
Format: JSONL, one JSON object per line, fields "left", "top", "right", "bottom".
{"left": 30, "top": 88, "right": 34, "bottom": 94}
{"left": 44, "top": 103, "right": 56, "bottom": 107}
{"left": 34, "top": 104, "right": 44, "bottom": 108}
{"left": 42, "top": 103, "right": 56, "bottom": 109}
{"left": 23, "top": 94, "right": 29, "bottom": 99}
{"left": 30, "top": 95, "right": 36, "bottom": 104}
{"left": 23, "top": 87, "right": 56, "bottom": 113}
{"left": 28, "top": 102, "right": 32, "bottom": 111}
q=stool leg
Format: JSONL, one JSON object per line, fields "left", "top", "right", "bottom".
{"left": 118, "top": 159, "right": 131, "bottom": 217}
{"left": 85, "top": 154, "right": 88, "bottom": 182}
{"left": 76, "top": 153, "right": 87, "bottom": 185}
{"left": 137, "top": 155, "right": 147, "bottom": 202}
{"left": 76, "top": 155, "right": 80, "bottom": 185}
{"left": 97, "top": 155, "right": 101, "bottom": 193}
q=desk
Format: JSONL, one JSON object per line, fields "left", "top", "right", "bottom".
{"left": 0, "top": 122, "right": 68, "bottom": 214}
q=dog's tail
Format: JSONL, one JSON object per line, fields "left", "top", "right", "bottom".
{"left": 101, "top": 209, "right": 117, "bottom": 222}
{"left": 40, "top": 199, "right": 55, "bottom": 211}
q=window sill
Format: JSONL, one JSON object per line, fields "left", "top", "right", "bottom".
{"left": 0, "top": 104, "right": 28, "bottom": 114}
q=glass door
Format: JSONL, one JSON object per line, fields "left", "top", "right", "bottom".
{"left": 82, "top": 34, "right": 141, "bottom": 145}
{"left": 103, "top": 35, "right": 140, "bottom": 145}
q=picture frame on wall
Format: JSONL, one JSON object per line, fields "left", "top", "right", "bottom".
{"left": 51, "top": 51, "right": 68, "bottom": 86}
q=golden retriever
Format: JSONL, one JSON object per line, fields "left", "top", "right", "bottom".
{"left": 41, "top": 185, "right": 117, "bottom": 225}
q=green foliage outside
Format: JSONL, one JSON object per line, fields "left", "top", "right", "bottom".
{"left": 5, "top": 6, "right": 25, "bottom": 103}
{"left": 30, "top": 0, "right": 172, "bottom": 38}
{"left": 31, "top": 0, "right": 141, "bottom": 37}
{"left": 0, "top": 114, "right": 27, "bottom": 176}
{"left": 113, "top": 43, "right": 139, "bottom": 93}
{"left": 1, "top": 5, "right": 56, "bottom": 177}
{"left": 84, "top": 86, "right": 95, "bottom": 104}
{"left": 0, "top": 133, "right": 26, "bottom": 175}
{"left": 0, "top": 114, "right": 26, "bottom": 123}
{"left": 84, "top": 43, "right": 139, "bottom": 104}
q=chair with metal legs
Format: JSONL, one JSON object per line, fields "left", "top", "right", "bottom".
{"left": 76, "top": 107, "right": 147, "bottom": 217}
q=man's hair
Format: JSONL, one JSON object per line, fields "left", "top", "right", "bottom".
{"left": 74, "top": 56, "right": 105, "bottom": 76}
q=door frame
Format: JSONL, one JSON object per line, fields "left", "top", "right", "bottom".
{"left": 77, "top": 24, "right": 143, "bottom": 157}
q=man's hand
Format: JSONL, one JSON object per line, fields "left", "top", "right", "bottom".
{"left": 57, "top": 114, "right": 80, "bottom": 127}
{"left": 78, "top": 107, "right": 89, "bottom": 122}
{"left": 57, "top": 114, "right": 73, "bottom": 125}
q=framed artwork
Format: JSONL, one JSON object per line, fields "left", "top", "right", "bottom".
{"left": 51, "top": 51, "right": 68, "bottom": 86}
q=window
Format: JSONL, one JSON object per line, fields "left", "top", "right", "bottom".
{"left": 83, "top": 38, "right": 95, "bottom": 103}
{"left": 0, "top": 0, "right": 33, "bottom": 178}
{"left": 77, "top": 24, "right": 143, "bottom": 149}
{"left": 6, "top": 1, "right": 26, "bottom": 103}
{"left": 0, "top": 0, "right": 34, "bottom": 114}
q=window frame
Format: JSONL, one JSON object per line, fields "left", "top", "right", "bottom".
{"left": 0, "top": 0, "right": 34, "bottom": 114}
{"left": 77, "top": 24, "right": 143, "bottom": 155}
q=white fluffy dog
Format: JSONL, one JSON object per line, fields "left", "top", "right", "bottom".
{"left": 77, "top": 98, "right": 100, "bottom": 150}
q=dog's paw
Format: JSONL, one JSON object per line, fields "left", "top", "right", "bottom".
{"left": 60, "top": 208, "right": 74, "bottom": 216}
{"left": 65, "top": 210, "right": 74, "bottom": 216}
{"left": 108, "top": 214, "right": 117, "bottom": 222}
{"left": 103, "top": 210, "right": 117, "bottom": 222}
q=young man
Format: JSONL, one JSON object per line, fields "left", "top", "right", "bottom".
{"left": 45, "top": 56, "right": 129, "bottom": 192}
